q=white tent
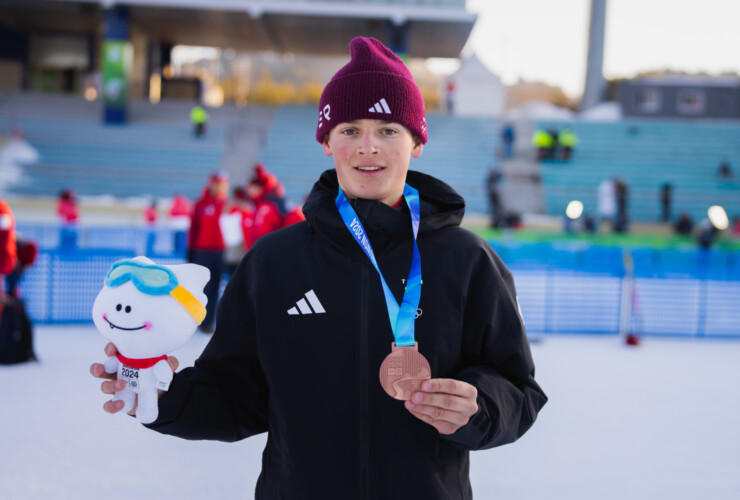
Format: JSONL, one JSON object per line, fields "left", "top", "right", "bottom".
{"left": 446, "top": 54, "right": 505, "bottom": 117}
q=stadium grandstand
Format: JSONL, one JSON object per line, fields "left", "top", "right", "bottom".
{"left": 1, "top": 0, "right": 739, "bottom": 338}
{"left": 0, "top": 0, "right": 483, "bottom": 206}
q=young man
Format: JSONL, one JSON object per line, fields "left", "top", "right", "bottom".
{"left": 92, "top": 37, "right": 546, "bottom": 499}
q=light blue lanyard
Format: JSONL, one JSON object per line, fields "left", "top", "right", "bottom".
{"left": 335, "top": 185, "right": 422, "bottom": 347}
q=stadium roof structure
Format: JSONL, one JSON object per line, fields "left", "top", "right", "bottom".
{"left": 0, "top": 0, "right": 477, "bottom": 58}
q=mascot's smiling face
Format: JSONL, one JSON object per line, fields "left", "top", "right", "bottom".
{"left": 92, "top": 257, "right": 209, "bottom": 359}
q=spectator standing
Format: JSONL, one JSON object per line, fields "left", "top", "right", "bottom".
{"left": 597, "top": 178, "right": 617, "bottom": 232}
{"left": 660, "top": 183, "right": 672, "bottom": 223}
{"left": 674, "top": 212, "right": 694, "bottom": 236}
{"left": 532, "top": 128, "right": 554, "bottom": 161}
{"left": 717, "top": 159, "right": 733, "bottom": 180}
{"left": 547, "top": 129, "right": 559, "bottom": 160}
{"left": 0, "top": 199, "right": 17, "bottom": 282}
{"left": 500, "top": 123, "right": 515, "bottom": 159}
{"left": 57, "top": 189, "right": 79, "bottom": 249}
{"left": 557, "top": 128, "right": 578, "bottom": 161}
{"left": 143, "top": 200, "right": 158, "bottom": 225}
{"left": 169, "top": 193, "right": 192, "bottom": 256}
{"left": 583, "top": 214, "right": 596, "bottom": 233}
{"left": 190, "top": 104, "right": 210, "bottom": 138}
{"left": 0, "top": 199, "right": 38, "bottom": 296}
{"left": 614, "top": 179, "right": 629, "bottom": 233}
{"left": 188, "top": 171, "right": 229, "bottom": 333}
{"left": 246, "top": 163, "right": 305, "bottom": 246}
{"left": 730, "top": 217, "right": 740, "bottom": 238}
{"left": 0, "top": 199, "right": 37, "bottom": 364}
{"left": 486, "top": 167, "right": 502, "bottom": 228}
{"left": 697, "top": 217, "right": 718, "bottom": 249}
{"left": 446, "top": 80, "right": 456, "bottom": 114}
{"left": 143, "top": 200, "right": 158, "bottom": 256}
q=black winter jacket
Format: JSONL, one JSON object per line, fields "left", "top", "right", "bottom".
{"left": 148, "top": 170, "right": 547, "bottom": 499}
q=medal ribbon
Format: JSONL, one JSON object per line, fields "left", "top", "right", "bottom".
{"left": 335, "top": 184, "right": 422, "bottom": 347}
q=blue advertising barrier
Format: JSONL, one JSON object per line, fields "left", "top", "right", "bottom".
{"left": 12, "top": 224, "right": 740, "bottom": 338}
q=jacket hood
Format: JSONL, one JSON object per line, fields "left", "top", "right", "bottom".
{"left": 302, "top": 169, "right": 465, "bottom": 240}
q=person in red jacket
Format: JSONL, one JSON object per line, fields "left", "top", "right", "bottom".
{"left": 57, "top": 189, "right": 79, "bottom": 249}
{"left": 1, "top": 198, "right": 37, "bottom": 297}
{"left": 1, "top": 199, "right": 38, "bottom": 364}
{"left": 0, "top": 199, "right": 17, "bottom": 290}
{"left": 245, "top": 163, "right": 305, "bottom": 247}
{"left": 143, "top": 201, "right": 158, "bottom": 225}
{"left": 188, "top": 171, "right": 229, "bottom": 333}
{"left": 143, "top": 200, "right": 158, "bottom": 256}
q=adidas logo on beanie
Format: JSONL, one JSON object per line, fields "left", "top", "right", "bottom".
{"left": 316, "top": 37, "right": 428, "bottom": 145}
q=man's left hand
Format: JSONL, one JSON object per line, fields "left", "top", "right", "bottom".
{"left": 405, "top": 378, "right": 478, "bottom": 435}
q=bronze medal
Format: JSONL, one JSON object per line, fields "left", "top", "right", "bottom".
{"left": 379, "top": 342, "right": 431, "bottom": 401}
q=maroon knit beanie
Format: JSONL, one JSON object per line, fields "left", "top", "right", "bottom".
{"left": 316, "top": 37, "right": 427, "bottom": 144}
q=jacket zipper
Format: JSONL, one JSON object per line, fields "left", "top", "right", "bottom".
{"left": 359, "top": 263, "right": 369, "bottom": 500}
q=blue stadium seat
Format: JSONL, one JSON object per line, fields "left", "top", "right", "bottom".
{"left": 0, "top": 116, "right": 225, "bottom": 199}
{"left": 537, "top": 119, "right": 740, "bottom": 223}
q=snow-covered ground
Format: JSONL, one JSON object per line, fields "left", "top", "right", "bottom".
{"left": 1, "top": 325, "right": 739, "bottom": 500}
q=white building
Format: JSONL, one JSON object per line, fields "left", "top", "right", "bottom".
{"left": 446, "top": 54, "right": 505, "bottom": 117}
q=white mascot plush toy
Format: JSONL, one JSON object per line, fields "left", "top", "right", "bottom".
{"left": 92, "top": 256, "right": 210, "bottom": 424}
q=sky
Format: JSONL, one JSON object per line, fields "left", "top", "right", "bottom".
{"left": 461, "top": 0, "right": 740, "bottom": 99}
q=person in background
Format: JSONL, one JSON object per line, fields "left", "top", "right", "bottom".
{"left": 597, "top": 178, "right": 617, "bottom": 233}
{"left": 9, "top": 236, "right": 38, "bottom": 296}
{"left": 56, "top": 189, "right": 79, "bottom": 249}
{"left": 674, "top": 212, "right": 694, "bottom": 236}
{"left": 660, "top": 183, "right": 672, "bottom": 224}
{"left": 614, "top": 179, "right": 629, "bottom": 234}
{"left": 0, "top": 199, "right": 38, "bottom": 365}
{"left": 500, "top": 123, "right": 515, "bottom": 159}
{"left": 547, "top": 128, "right": 559, "bottom": 160}
{"left": 168, "top": 193, "right": 192, "bottom": 257}
{"left": 190, "top": 104, "right": 210, "bottom": 138}
{"left": 143, "top": 200, "right": 158, "bottom": 256}
{"left": 532, "top": 127, "right": 554, "bottom": 161}
{"left": 92, "top": 36, "right": 546, "bottom": 499}
{"left": 446, "top": 79, "right": 456, "bottom": 114}
{"left": 557, "top": 127, "right": 578, "bottom": 161}
{"left": 224, "top": 186, "right": 254, "bottom": 276}
{"left": 0, "top": 199, "right": 17, "bottom": 292}
{"left": 245, "top": 163, "right": 305, "bottom": 246}
{"left": 143, "top": 200, "right": 158, "bottom": 225}
{"left": 697, "top": 217, "right": 718, "bottom": 249}
{"left": 730, "top": 217, "right": 740, "bottom": 238}
{"left": 485, "top": 167, "right": 502, "bottom": 228}
{"left": 717, "top": 159, "right": 733, "bottom": 180}
{"left": 187, "top": 171, "right": 229, "bottom": 333}
{"left": 0, "top": 198, "right": 38, "bottom": 295}
{"left": 583, "top": 213, "right": 596, "bottom": 233}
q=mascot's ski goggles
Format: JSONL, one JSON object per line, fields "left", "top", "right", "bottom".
{"left": 105, "top": 259, "right": 206, "bottom": 324}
